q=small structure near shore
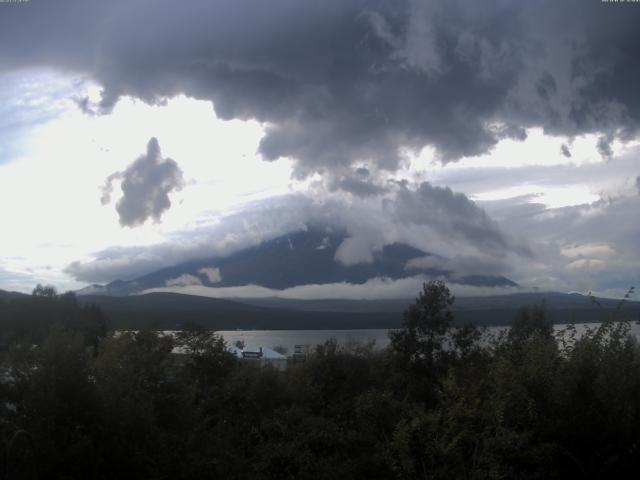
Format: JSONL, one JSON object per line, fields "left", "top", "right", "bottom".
{"left": 227, "top": 345, "right": 288, "bottom": 371}
{"left": 292, "top": 344, "right": 308, "bottom": 361}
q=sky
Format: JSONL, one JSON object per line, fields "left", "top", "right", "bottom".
{"left": 0, "top": 0, "right": 639, "bottom": 298}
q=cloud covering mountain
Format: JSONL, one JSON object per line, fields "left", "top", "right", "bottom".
{"left": 67, "top": 181, "right": 528, "bottom": 286}
{"left": 77, "top": 228, "right": 518, "bottom": 299}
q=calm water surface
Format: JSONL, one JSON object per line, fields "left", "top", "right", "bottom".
{"left": 215, "top": 322, "right": 640, "bottom": 355}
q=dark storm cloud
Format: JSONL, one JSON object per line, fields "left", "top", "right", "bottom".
{"left": 331, "top": 176, "right": 388, "bottom": 197}
{"left": 327, "top": 168, "right": 388, "bottom": 197}
{"left": 2, "top": 0, "right": 640, "bottom": 182}
{"left": 101, "top": 138, "right": 184, "bottom": 227}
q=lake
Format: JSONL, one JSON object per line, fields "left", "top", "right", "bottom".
{"left": 215, "top": 322, "right": 640, "bottom": 355}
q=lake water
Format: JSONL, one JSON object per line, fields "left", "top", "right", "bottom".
{"left": 217, "top": 329, "right": 393, "bottom": 354}
{"left": 216, "top": 322, "right": 640, "bottom": 355}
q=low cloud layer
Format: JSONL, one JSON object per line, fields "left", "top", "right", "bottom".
{"left": 101, "top": 137, "right": 184, "bottom": 227}
{"left": 2, "top": 1, "right": 640, "bottom": 183}
{"left": 144, "top": 275, "right": 524, "bottom": 301}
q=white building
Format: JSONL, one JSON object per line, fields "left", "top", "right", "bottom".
{"left": 228, "top": 345, "right": 288, "bottom": 371}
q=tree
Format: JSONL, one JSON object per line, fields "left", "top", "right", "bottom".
{"left": 389, "top": 280, "right": 455, "bottom": 401}
{"left": 19, "top": 327, "right": 100, "bottom": 479}
{"left": 93, "top": 330, "right": 183, "bottom": 478}
{"left": 174, "top": 323, "right": 236, "bottom": 393}
{"left": 508, "top": 303, "right": 553, "bottom": 346}
{"left": 31, "top": 284, "right": 57, "bottom": 298}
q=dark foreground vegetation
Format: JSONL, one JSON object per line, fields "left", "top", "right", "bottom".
{"left": 1, "top": 282, "right": 640, "bottom": 479}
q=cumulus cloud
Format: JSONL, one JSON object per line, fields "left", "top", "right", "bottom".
{"left": 198, "top": 267, "right": 222, "bottom": 283}
{"left": 101, "top": 137, "right": 184, "bottom": 227}
{"left": 165, "top": 274, "right": 202, "bottom": 288}
{"left": 2, "top": 0, "right": 640, "bottom": 183}
{"left": 334, "top": 237, "right": 377, "bottom": 266}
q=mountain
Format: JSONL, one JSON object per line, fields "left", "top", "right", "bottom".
{"left": 78, "top": 228, "right": 517, "bottom": 296}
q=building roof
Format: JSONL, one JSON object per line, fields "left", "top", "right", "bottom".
{"left": 230, "top": 345, "right": 286, "bottom": 360}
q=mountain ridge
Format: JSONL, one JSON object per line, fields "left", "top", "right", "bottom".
{"left": 4, "top": 288, "right": 639, "bottom": 330}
